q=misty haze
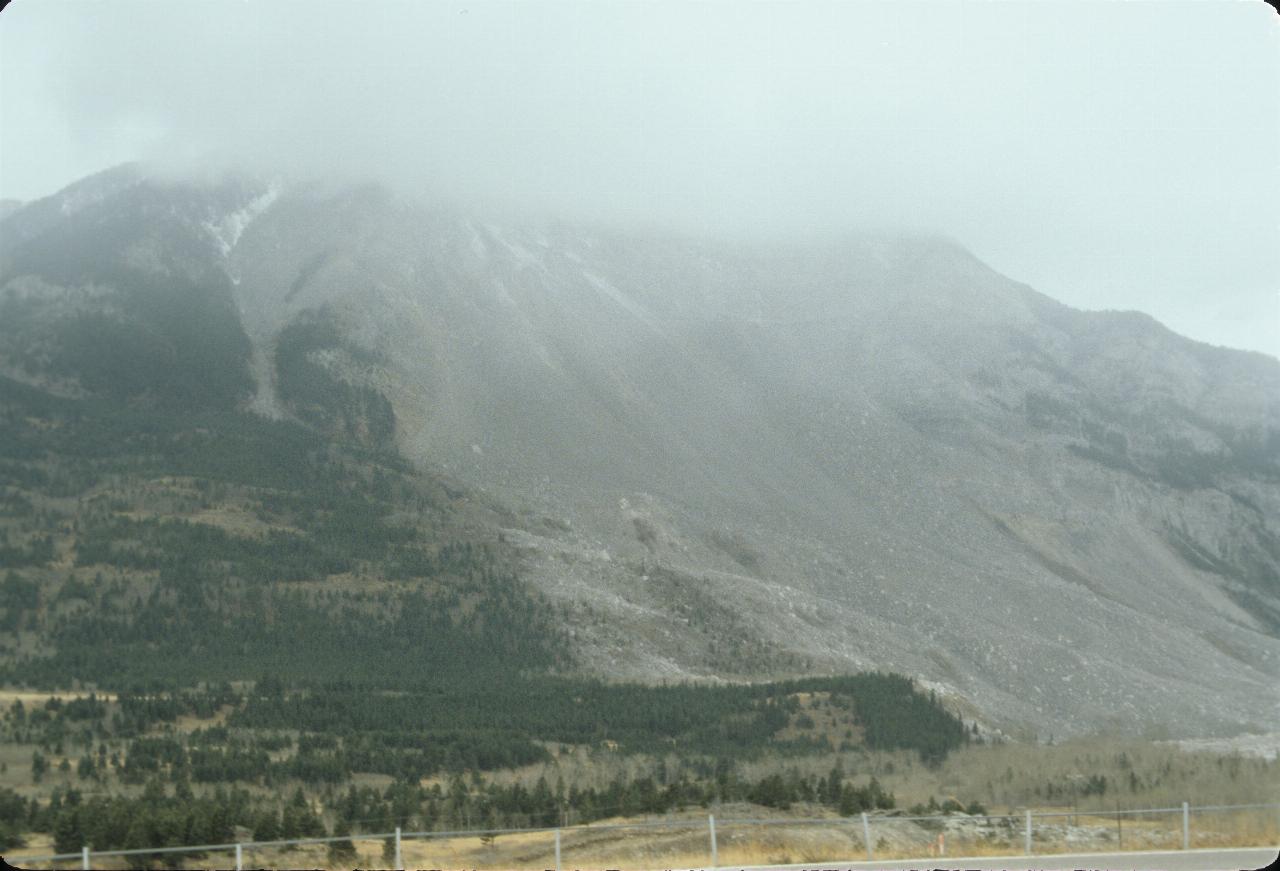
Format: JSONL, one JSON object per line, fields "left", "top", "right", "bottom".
{"left": 0, "top": 2, "right": 1277, "bottom": 870}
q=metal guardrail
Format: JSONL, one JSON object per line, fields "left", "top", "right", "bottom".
{"left": 9, "top": 800, "right": 1280, "bottom": 868}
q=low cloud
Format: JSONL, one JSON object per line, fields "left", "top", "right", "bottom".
{"left": 1, "top": 0, "right": 1276, "bottom": 355}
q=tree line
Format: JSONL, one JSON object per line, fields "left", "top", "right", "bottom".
{"left": 2, "top": 760, "right": 898, "bottom": 855}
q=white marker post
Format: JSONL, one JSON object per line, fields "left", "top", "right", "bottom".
{"left": 1024, "top": 809, "right": 1032, "bottom": 855}
{"left": 708, "top": 814, "right": 718, "bottom": 869}
{"left": 554, "top": 827, "right": 562, "bottom": 871}
{"left": 861, "top": 811, "right": 872, "bottom": 861}
{"left": 1182, "top": 801, "right": 1190, "bottom": 850}
{"left": 236, "top": 842, "right": 243, "bottom": 871}
{"left": 395, "top": 825, "right": 403, "bottom": 870}
{"left": 82, "top": 846, "right": 90, "bottom": 871}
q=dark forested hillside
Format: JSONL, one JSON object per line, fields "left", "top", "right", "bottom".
{"left": 0, "top": 373, "right": 567, "bottom": 690}
{"left": 0, "top": 364, "right": 964, "bottom": 750}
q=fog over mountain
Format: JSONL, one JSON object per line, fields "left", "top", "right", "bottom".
{"left": 1, "top": 0, "right": 1277, "bottom": 357}
{"left": 2, "top": 165, "right": 1277, "bottom": 738}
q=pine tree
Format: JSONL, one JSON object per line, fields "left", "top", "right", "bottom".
{"left": 53, "top": 807, "right": 82, "bottom": 854}
{"left": 328, "top": 819, "right": 357, "bottom": 865}
{"left": 76, "top": 755, "right": 96, "bottom": 781}
{"left": 255, "top": 808, "right": 281, "bottom": 842}
{"left": 31, "top": 751, "right": 47, "bottom": 784}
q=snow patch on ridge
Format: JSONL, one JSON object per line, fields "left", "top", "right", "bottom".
{"left": 203, "top": 184, "right": 281, "bottom": 258}
{"left": 582, "top": 270, "right": 660, "bottom": 331}
{"left": 486, "top": 224, "right": 547, "bottom": 274}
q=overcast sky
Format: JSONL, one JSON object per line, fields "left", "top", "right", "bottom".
{"left": 1, "top": 0, "right": 1277, "bottom": 357}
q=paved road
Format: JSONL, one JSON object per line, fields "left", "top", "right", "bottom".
{"left": 722, "top": 846, "right": 1279, "bottom": 871}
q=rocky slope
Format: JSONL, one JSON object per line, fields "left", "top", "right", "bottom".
{"left": 2, "top": 165, "right": 1277, "bottom": 738}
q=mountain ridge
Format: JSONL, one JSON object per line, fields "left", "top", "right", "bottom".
{"left": 1, "top": 165, "right": 1277, "bottom": 739}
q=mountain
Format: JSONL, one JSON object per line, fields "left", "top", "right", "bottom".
{"left": 1, "top": 165, "right": 1277, "bottom": 738}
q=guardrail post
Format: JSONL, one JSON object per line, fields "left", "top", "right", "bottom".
{"left": 861, "top": 811, "right": 872, "bottom": 861}
{"left": 554, "top": 827, "right": 562, "bottom": 871}
{"left": 395, "top": 825, "right": 403, "bottom": 870}
{"left": 81, "top": 846, "right": 90, "bottom": 870}
{"left": 1182, "top": 801, "right": 1189, "bottom": 850}
{"left": 236, "top": 842, "right": 243, "bottom": 871}
{"left": 709, "top": 813, "right": 717, "bottom": 869}
{"left": 1024, "top": 809, "right": 1032, "bottom": 855}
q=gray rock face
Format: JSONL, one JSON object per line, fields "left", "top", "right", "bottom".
{"left": 3, "top": 168, "right": 1277, "bottom": 738}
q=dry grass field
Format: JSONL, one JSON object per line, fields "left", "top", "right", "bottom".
{"left": 841, "top": 734, "right": 1278, "bottom": 813}
{"left": 11, "top": 800, "right": 1279, "bottom": 870}
{"left": 0, "top": 690, "right": 117, "bottom": 708}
